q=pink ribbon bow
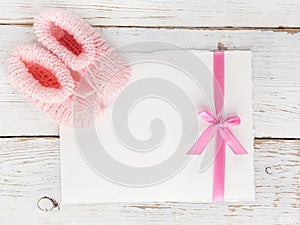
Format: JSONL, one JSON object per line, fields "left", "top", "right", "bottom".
{"left": 187, "top": 52, "right": 248, "bottom": 201}
{"left": 187, "top": 110, "right": 247, "bottom": 156}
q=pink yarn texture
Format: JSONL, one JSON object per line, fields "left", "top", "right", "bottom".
{"left": 8, "top": 45, "right": 102, "bottom": 127}
{"left": 8, "top": 10, "right": 131, "bottom": 127}
{"left": 34, "top": 10, "right": 131, "bottom": 105}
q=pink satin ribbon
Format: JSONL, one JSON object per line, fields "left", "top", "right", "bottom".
{"left": 187, "top": 52, "right": 248, "bottom": 201}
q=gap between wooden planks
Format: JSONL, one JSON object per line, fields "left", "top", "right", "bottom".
{"left": 0, "top": 0, "right": 300, "bottom": 28}
{"left": 1, "top": 22, "right": 300, "bottom": 34}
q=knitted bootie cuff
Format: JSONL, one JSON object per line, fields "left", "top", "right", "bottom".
{"left": 8, "top": 45, "right": 104, "bottom": 127}
{"left": 34, "top": 9, "right": 109, "bottom": 72}
{"left": 8, "top": 45, "right": 74, "bottom": 104}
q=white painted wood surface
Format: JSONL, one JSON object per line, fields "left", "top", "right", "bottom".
{"left": 1, "top": 0, "right": 300, "bottom": 27}
{"left": 0, "top": 26, "right": 299, "bottom": 137}
{"left": 0, "top": 138, "right": 299, "bottom": 224}
{"left": 0, "top": 1, "right": 299, "bottom": 224}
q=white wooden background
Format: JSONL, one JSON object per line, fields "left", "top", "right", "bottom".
{"left": 0, "top": 1, "right": 299, "bottom": 224}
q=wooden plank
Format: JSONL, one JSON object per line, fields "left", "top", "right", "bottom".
{"left": 0, "top": 137, "right": 299, "bottom": 224}
{"left": 0, "top": 26, "right": 299, "bottom": 137}
{"left": 0, "top": 0, "right": 300, "bottom": 27}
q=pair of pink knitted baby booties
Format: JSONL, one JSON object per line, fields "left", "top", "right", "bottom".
{"left": 8, "top": 10, "right": 130, "bottom": 127}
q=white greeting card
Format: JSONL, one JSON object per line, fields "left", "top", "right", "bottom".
{"left": 60, "top": 51, "right": 254, "bottom": 204}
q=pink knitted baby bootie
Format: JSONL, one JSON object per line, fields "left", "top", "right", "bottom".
{"left": 34, "top": 10, "right": 131, "bottom": 107}
{"left": 8, "top": 45, "right": 100, "bottom": 127}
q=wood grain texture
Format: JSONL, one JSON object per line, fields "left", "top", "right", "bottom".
{"left": 1, "top": 0, "right": 300, "bottom": 27}
{"left": 0, "top": 137, "right": 299, "bottom": 225}
{"left": 1, "top": 2, "right": 299, "bottom": 223}
{"left": 0, "top": 26, "right": 299, "bottom": 137}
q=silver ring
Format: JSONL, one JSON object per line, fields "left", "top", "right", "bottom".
{"left": 37, "top": 196, "right": 60, "bottom": 211}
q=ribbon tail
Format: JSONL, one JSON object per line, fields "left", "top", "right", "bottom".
{"left": 213, "top": 130, "right": 226, "bottom": 201}
{"left": 187, "top": 125, "right": 216, "bottom": 155}
{"left": 223, "top": 128, "right": 248, "bottom": 155}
